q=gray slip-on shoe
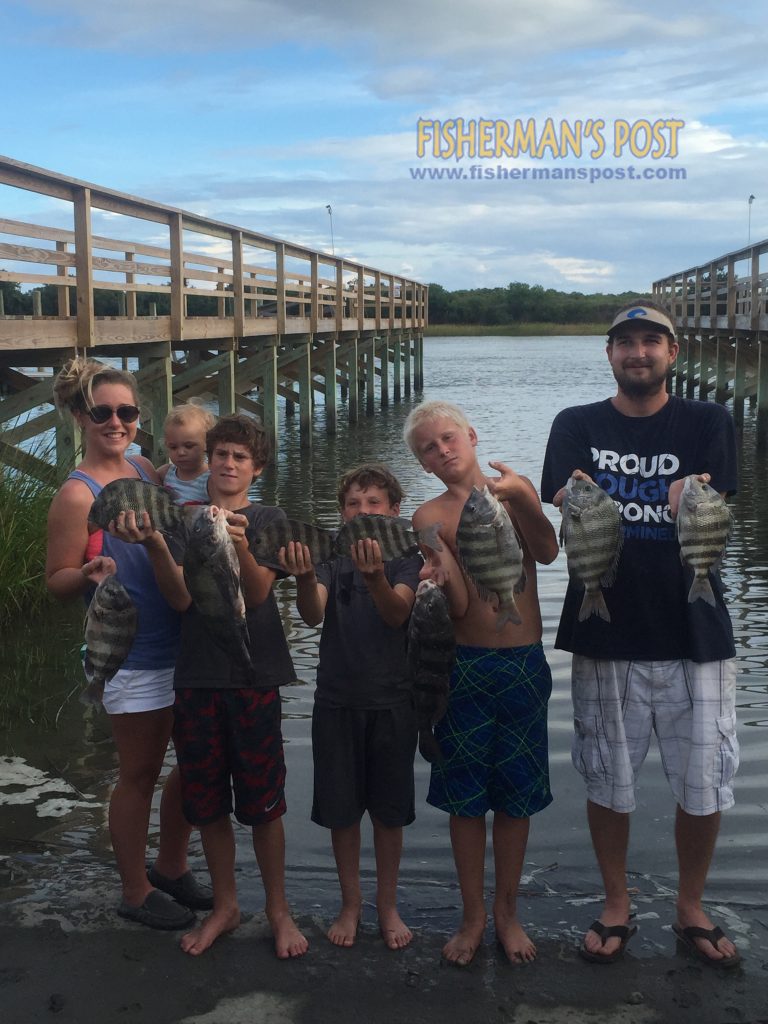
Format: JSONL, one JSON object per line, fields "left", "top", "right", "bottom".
{"left": 117, "top": 889, "right": 196, "bottom": 930}
{"left": 147, "top": 867, "right": 214, "bottom": 911}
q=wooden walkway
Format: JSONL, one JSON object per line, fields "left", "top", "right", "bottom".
{"left": 653, "top": 241, "right": 767, "bottom": 441}
{"left": 0, "top": 156, "right": 427, "bottom": 483}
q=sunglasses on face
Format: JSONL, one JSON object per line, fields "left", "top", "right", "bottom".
{"left": 86, "top": 404, "right": 140, "bottom": 424}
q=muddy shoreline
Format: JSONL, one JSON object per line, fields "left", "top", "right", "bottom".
{"left": 3, "top": 844, "right": 767, "bottom": 1024}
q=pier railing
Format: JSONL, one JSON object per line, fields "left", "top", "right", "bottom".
{"left": 0, "top": 156, "right": 426, "bottom": 352}
{"left": 0, "top": 156, "right": 427, "bottom": 480}
{"left": 653, "top": 242, "right": 767, "bottom": 441}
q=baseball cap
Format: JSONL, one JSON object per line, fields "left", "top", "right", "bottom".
{"left": 607, "top": 305, "right": 676, "bottom": 339}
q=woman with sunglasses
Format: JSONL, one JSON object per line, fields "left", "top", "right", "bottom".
{"left": 46, "top": 357, "right": 211, "bottom": 930}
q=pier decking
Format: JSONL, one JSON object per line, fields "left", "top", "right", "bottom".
{"left": 653, "top": 242, "right": 767, "bottom": 441}
{"left": 0, "top": 156, "right": 427, "bottom": 483}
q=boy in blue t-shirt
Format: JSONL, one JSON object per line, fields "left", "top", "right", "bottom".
{"left": 280, "top": 464, "right": 421, "bottom": 950}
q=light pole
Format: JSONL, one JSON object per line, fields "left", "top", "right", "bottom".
{"left": 325, "top": 204, "right": 335, "bottom": 256}
{"left": 748, "top": 194, "right": 755, "bottom": 245}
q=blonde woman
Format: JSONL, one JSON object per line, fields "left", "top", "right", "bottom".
{"left": 46, "top": 357, "right": 212, "bottom": 929}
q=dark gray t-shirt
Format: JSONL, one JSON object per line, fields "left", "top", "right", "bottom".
{"left": 315, "top": 554, "right": 422, "bottom": 709}
{"left": 174, "top": 503, "right": 296, "bottom": 690}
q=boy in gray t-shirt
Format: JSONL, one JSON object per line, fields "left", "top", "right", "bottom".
{"left": 280, "top": 464, "right": 421, "bottom": 950}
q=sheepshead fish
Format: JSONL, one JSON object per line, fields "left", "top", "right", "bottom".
{"left": 407, "top": 579, "right": 455, "bottom": 764}
{"left": 83, "top": 574, "right": 137, "bottom": 704}
{"left": 676, "top": 475, "right": 733, "bottom": 606}
{"left": 456, "top": 485, "right": 526, "bottom": 628}
{"left": 89, "top": 478, "right": 187, "bottom": 534}
{"left": 251, "top": 518, "right": 336, "bottom": 567}
{"left": 183, "top": 505, "right": 252, "bottom": 670}
{"left": 560, "top": 475, "right": 622, "bottom": 623}
{"left": 334, "top": 514, "right": 442, "bottom": 561}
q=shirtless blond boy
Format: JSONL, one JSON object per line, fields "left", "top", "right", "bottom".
{"left": 404, "top": 400, "right": 558, "bottom": 966}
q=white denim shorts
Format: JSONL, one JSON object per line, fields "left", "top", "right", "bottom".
{"left": 571, "top": 656, "right": 738, "bottom": 815}
{"left": 101, "top": 666, "right": 175, "bottom": 715}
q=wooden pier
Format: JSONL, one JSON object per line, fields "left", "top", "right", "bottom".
{"left": 0, "top": 156, "right": 427, "bottom": 484}
{"left": 653, "top": 241, "right": 767, "bottom": 442}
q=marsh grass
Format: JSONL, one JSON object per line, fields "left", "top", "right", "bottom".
{"left": 0, "top": 448, "right": 57, "bottom": 622}
{"left": 0, "top": 603, "right": 84, "bottom": 730}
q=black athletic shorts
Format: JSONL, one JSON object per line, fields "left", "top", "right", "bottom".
{"left": 311, "top": 701, "right": 418, "bottom": 829}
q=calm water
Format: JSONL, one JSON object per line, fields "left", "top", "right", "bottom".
{"left": 2, "top": 336, "right": 767, "bottom": 949}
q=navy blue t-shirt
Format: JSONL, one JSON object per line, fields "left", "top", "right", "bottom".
{"left": 315, "top": 554, "right": 422, "bottom": 709}
{"left": 540, "top": 396, "right": 737, "bottom": 663}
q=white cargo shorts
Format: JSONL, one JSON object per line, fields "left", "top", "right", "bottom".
{"left": 571, "top": 656, "right": 738, "bottom": 815}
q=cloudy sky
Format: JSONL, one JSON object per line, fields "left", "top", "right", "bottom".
{"left": 2, "top": 0, "right": 766, "bottom": 293}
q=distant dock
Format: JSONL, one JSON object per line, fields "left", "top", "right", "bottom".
{"left": 653, "top": 242, "right": 766, "bottom": 442}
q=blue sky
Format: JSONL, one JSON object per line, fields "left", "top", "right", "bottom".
{"left": 2, "top": 0, "right": 767, "bottom": 293}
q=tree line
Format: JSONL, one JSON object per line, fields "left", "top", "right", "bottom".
{"left": 427, "top": 282, "right": 642, "bottom": 325}
{"left": 1, "top": 278, "right": 645, "bottom": 325}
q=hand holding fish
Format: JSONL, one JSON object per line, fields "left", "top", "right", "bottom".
{"left": 211, "top": 506, "right": 249, "bottom": 551}
{"left": 349, "top": 537, "right": 385, "bottom": 578}
{"left": 279, "top": 541, "right": 316, "bottom": 579}
{"left": 108, "top": 509, "right": 160, "bottom": 544}
{"left": 81, "top": 554, "right": 117, "bottom": 586}
{"left": 668, "top": 473, "right": 711, "bottom": 520}
{"left": 553, "top": 469, "right": 595, "bottom": 508}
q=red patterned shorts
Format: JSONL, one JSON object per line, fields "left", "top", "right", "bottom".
{"left": 173, "top": 687, "right": 286, "bottom": 826}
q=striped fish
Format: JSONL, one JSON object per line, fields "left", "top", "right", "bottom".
{"left": 456, "top": 485, "right": 526, "bottom": 628}
{"left": 407, "top": 579, "right": 455, "bottom": 764}
{"left": 88, "top": 478, "right": 187, "bottom": 534}
{"left": 183, "top": 505, "right": 252, "bottom": 670}
{"left": 560, "top": 475, "right": 622, "bottom": 622}
{"left": 250, "top": 519, "right": 336, "bottom": 567}
{"left": 676, "top": 475, "right": 733, "bottom": 606}
{"left": 334, "top": 514, "right": 442, "bottom": 561}
{"left": 83, "top": 575, "right": 137, "bottom": 704}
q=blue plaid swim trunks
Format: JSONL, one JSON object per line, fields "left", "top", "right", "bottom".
{"left": 427, "top": 642, "right": 553, "bottom": 818}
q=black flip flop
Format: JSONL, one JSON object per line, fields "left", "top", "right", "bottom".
{"left": 672, "top": 923, "right": 741, "bottom": 969}
{"left": 579, "top": 918, "right": 638, "bottom": 964}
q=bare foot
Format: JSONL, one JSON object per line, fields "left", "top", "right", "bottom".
{"left": 180, "top": 906, "right": 241, "bottom": 956}
{"left": 378, "top": 906, "right": 413, "bottom": 950}
{"left": 442, "top": 917, "right": 486, "bottom": 967}
{"left": 494, "top": 916, "right": 536, "bottom": 964}
{"left": 675, "top": 905, "right": 738, "bottom": 963}
{"left": 268, "top": 908, "right": 308, "bottom": 959}
{"left": 582, "top": 901, "right": 632, "bottom": 960}
{"left": 268, "top": 913, "right": 309, "bottom": 958}
{"left": 327, "top": 905, "right": 360, "bottom": 947}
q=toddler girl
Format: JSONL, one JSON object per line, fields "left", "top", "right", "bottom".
{"left": 158, "top": 402, "right": 216, "bottom": 503}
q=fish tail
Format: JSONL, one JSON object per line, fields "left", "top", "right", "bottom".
{"left": 578, "top": 589, "right": 611, "bottom": 622}
{"left": 80, "top": 680, "right": 105, "bottom": 706}
{"left": 496, "top": 601, "right": 522, "bottom": 629}
{"left": 418, "top": 728, "right": 443, "bottom": 765}
{"left": 687, "top": 574, "right": 716, "bottom": 606}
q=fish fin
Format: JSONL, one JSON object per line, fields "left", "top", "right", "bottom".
{"left": 418, "top": 521, "right": 444, "bottom": 553}
{"left": 687, "top": 575, "right": 716, "bottom": 606}
{"left": 597, "top": 529, "right": 623, "bottom": 588}
{"left": 496, "top": 601, "right": 522, "bottom": 629}
{"left": 514, "top": 566, "right": 527, "bottom": 595}
{"left": 418, "top": 729, "right": 444, "bottom": 765}
{"left": 578, "top": 589, "right": 611, "bottom": 622}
